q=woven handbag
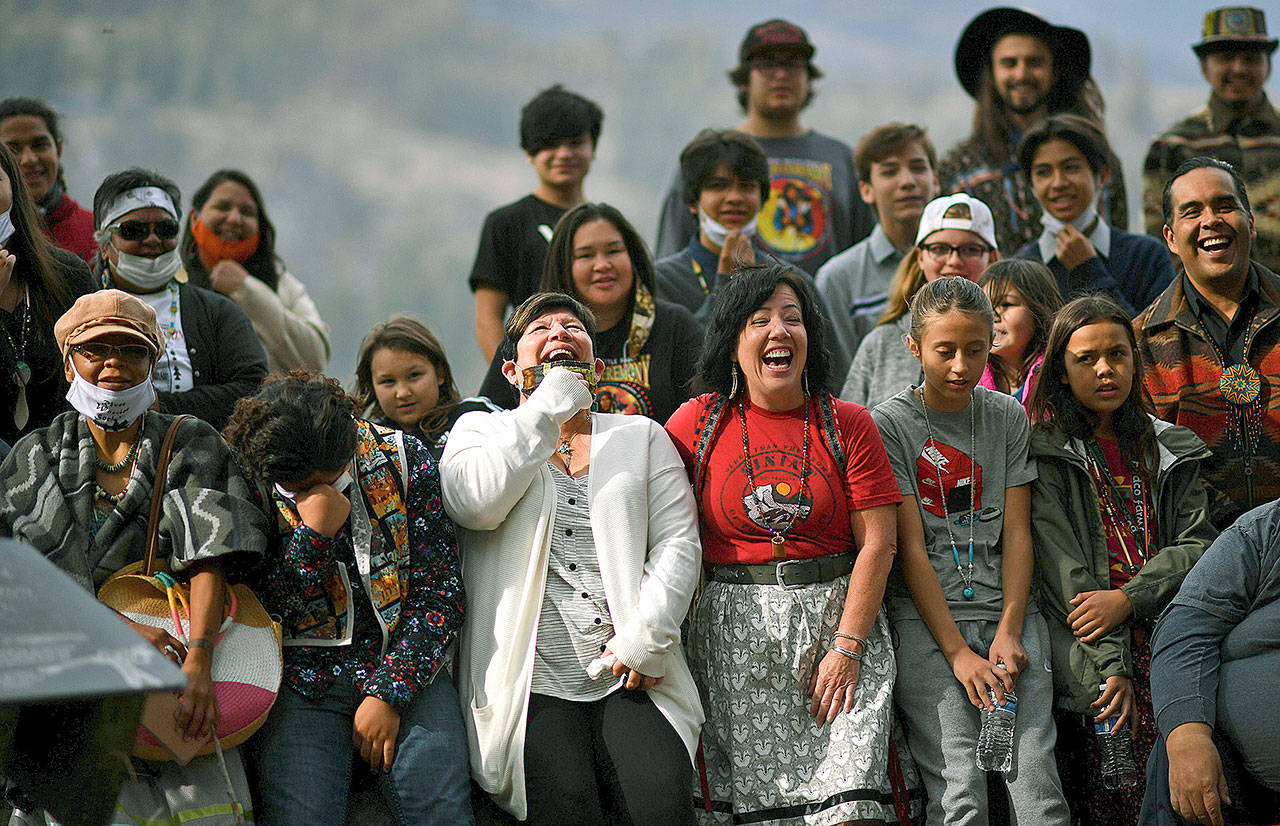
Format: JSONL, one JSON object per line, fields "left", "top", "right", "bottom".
{"left": 97, "top": 415, "right": 282, "bottom": 761}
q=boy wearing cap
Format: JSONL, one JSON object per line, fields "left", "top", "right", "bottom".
{"left": 653, "top": 19, "right": 875, "bottom": 276}
{"left": 469, "top": 85, "right": 603, "bottom": 361}
{"left": 938, "top": 7, "right": 1127, "bottom": 257}
{"left": 1143, "top": 6, "right": 1279, "bottom": 273}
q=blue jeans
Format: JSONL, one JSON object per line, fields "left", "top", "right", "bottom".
{"left": 250, "top": 673, "right": 472, "bottom": 826}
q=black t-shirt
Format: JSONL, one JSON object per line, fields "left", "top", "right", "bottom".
{"left": 467, "top": 194, "right": 567, "bottom": 306}
{"left": 476, "top": 298, "right": 702, "bottom": 424}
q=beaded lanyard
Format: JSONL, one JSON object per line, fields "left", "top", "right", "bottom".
{"left": 157, "top": 280, "right": 183, "bottom": 392}
{"left": 1082, "top": 439, "right": 1152, "bottom": 575}
{"left": 0, "top": 292, "right": 31, "bottom": 429}
{"left": 738, "top": 398, "right": 810, "bottom": 560}
{"left": 916, "top": 386, "right": 977, "bottom": 599}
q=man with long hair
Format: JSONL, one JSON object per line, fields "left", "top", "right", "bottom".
{"left": 937, "top": 8, "right": 1127, "bottom": 256}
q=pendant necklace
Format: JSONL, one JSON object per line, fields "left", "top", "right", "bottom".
{"left": 1083, "top": 439, "right": 1151, "bottom": 575}
{"left": 1190, "top": 306, "right": 1263, "bottom": 458}
{"left": 738, "top": 398, "right": 810, "bottom": 560}
{"left": 555, "top": 412, "right": 591, "bottom": 470}
{"left": 1, "top": 290, "right": 31, "bottom": 430}
{"left": 917, "top": 385, "right": 977, "bottom": 599}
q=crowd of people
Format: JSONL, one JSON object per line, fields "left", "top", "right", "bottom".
{"left": 1, "top": 4, "right": 1278, "bottom": 826}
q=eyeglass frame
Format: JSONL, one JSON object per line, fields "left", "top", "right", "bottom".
{"left": 108, "top": 219, "right": 181, "bottom": 242}
{"left": 918, "top": 241, "right": 993, "bottom": 261}
{"left": 69, "top": 341, "right": 156, "bottom": 364}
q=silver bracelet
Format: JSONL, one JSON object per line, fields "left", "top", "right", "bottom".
{"left": 833, "top": 632, "right": 868, "bottom": 651}
{"left": 832, "top": 645, "right": 862, "bottom": 662}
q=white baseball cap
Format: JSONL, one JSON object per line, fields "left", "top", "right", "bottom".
{"left": 914, "top": 193, "right": 998, "bottom": 251}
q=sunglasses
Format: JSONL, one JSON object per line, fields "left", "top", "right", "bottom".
{"left": 71, "top": 342, "right": 154, "bottom": 364}
{"left": 111, "top": 219, "right": 180, "bottom": 242}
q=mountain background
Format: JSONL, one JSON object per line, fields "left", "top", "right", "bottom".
{"left": 0, "top": 0, "right": 1253, "bottom": 390}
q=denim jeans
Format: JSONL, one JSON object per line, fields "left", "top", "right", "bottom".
{"left": 250, "top": 673, "right": 472, "bottom": 826}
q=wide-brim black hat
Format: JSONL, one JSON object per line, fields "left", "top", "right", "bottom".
{"left": 955, "top": 7, "right": 1092, "bottom": 99}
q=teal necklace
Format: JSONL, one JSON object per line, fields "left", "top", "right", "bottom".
{"left": 917, "top": 385, "right": 977, "bottom": 600}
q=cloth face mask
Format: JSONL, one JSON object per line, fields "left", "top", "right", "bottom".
{"left": 274, "top": 468, "right": 354, "bottom": 501}
{"left": 698, "top": 207, "right": 758, "bottom": 248}
{"left": 65, "top": 360, "right": 155, "bottom": 431}
{"left": 520, "top": 361, "right": 598, "bottom": 397}
{"left": 190, "top": 215, "right": 259, "bottom": 269}
{"left": 111, "top": 248, "right": 182, "bottom": 291}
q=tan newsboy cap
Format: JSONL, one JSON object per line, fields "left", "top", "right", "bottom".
{"left": 54, "top": 289, "right": 163, "bottom": 358}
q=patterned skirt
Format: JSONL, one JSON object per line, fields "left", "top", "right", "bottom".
{"left": 687, "top": 574, "right": 897, "bottom": 825}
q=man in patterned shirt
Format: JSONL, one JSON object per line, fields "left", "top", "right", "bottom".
{"left": 938, "top": 7, "right": 1127, "bottom": 256}
{"left": 1142, "top": 6, "right": 1279, "bottom": 274}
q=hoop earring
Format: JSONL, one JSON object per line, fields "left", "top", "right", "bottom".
{"left": 729, "top": 365, "right": 739, "bottom": 399}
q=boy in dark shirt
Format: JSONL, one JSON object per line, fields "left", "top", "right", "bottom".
{"left": 469, "top": 85, "right": 603, "bottom": 361}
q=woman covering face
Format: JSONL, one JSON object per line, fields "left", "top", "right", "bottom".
{"left": 665, "top": 264, "right": 906, "bottom": 824}
{"left": 180, "top": 169, "right": 330, "bottom": 372}
{"left": 477, "top": 202, "right": 701, "bottom": 424}
{"left": 0, "top": 288, "right": 268, "bottom": 824}
{"left": 442, "top": 291, "right": 703, "bottom": 824}
{"left": 91, "top": 168, "right": 267, "bottom": 430}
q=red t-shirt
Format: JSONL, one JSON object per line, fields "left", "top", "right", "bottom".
{"left": 1096, "top": 436, "right": 1148, "bottom": 588}
{"left": 665, "top": 394, "right": 902, "bottom": 565}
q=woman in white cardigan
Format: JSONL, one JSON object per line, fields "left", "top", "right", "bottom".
{"left": 440, "top": 292, "right": 703, "bottom": 825}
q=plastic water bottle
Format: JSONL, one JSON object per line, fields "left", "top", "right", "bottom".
{"left": 1095, "top": 683, "right": 1140, "bottom": 789}
{"left": 976, "top": 667, "right": 1017, "bottom": 772}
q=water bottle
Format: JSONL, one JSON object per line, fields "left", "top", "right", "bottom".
{"left": 976, "top": 666, "right": 1017, "bottom": 772}
{"left": 1094, "top": 683, "right": 1140, "bottom": 789}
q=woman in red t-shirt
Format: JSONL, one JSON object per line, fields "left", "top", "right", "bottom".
{"left": 1027, "top": 295, "right": 1217, "bottom": 824}
{"left": 665, "top": 263, "right": 905, "bottom": 825}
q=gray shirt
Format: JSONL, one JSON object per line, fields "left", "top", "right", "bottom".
{"left": 840, "top": 314, "right": 920, "bottom": 411}
{"left": 532, "top": 467, "right": 615, "bottom": 701}
{"left": 1150, "top": 499, "right": 1280, "bottom": 789}
{"left": 816, "top": 224, "right": 906, "bottom": 382}
{"left": 872, "top": 386, "right": 1037, "bottom": 622}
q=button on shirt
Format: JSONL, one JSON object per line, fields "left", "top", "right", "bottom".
{"left": 531, "top": 467, "right": 615, "bottom": 701}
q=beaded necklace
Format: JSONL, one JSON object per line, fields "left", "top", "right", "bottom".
{"left": 738, "top": 398, "right": 810, "bottom": 560}
{"left": 94, "top": 411, "right": 145, "bottom": 473}
{"left": 0, "top": 291, "right": 31, "bottom": 429}
{"left": 916, "top": 385, "right": 977, "bottom": 600}
{"left": 1082, "top": 438, "right": 1151, "bottom": 575}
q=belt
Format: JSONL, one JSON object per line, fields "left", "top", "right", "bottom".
{"left": 708, "top": 552, "right": 855, "bottom": 589}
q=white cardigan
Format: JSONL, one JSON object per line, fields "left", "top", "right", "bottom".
{"left": 440, "top": 369, "right": 704, "bottom": 818}
{"left": 228, "top": 268, "right": 330, "bottom": 372}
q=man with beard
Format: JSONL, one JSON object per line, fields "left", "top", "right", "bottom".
{"left": 938, "top": 8, "right": 1127, "bottom": 256}
{"left": 1135, "top": 157, "right": 1280, "bottom": 528}
{"left": 653, "top": 19, "right": 875, "bottom": 276}
{"left": 1143, "top": 6, "right": 1279, "bottom": 274}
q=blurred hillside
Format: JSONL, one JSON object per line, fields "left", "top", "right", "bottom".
{"left": 0, "top": 0, "right": 1243, "bottom": 388}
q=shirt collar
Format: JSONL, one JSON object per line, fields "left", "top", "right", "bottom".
{"left": 868, "top": 224, "right": 901, "bottom": 264}
{"left": 1037, "top": 205, "right": 1110, "bottom": 262}
{"left": 1182, "top": 266, "right": 1260, "bottom": 321}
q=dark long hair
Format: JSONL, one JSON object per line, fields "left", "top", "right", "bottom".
{"left": 1028, "top": 295, "right": 1155, "bottom": 475}
{"left": 979, "top": 259, "right": 1062, "bottom": 389}
{"left": 540, "top": 202, "right": 656, "bottom": 328}
{"left": 0, "top": 144, "right": 77, "bottom": 342}
{"left": 696, "top": 263, "right": 833, "bottom": 397}
{"left": 353, "top": 316, "right": 462, "bottom": 442}
{"left": 180, "top": 169, "right": 281, "bottom": 291}
{"left": 971, "top": 68, "right": 1106, "bottom": 166}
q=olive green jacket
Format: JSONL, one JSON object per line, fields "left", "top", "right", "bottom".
{"left": 1029, "top": 418, "right": 1216, "bottom": 712}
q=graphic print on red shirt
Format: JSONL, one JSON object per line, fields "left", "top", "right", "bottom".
{"left": 915, "top": 436, "right": 985, "bottom": 520}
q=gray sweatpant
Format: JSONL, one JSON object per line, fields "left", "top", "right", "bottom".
{"left": 892, "top": 610, "right": 1069, "bottom": 825}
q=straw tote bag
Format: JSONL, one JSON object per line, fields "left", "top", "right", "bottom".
{"left": 97, "top": 415, "right": 282, "bottom": 761}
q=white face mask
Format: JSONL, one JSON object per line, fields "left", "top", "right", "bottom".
{"left": 65, "top": 360, "right": 155, "bottom": 431}
{"left": 0, "top": 210, "right": 14, "bottom": 246}
{"left": 111, "top": 247, "right": 182, "bottom": 291}
{"left": 274, "top": 467, "right": 354, "bottom": 501}
{"left": 698, "top": 207, "right": 757, "bottom": 249}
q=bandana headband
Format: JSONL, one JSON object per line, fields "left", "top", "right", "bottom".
{"left": 98, "top": 186, "right": 179, "bottom": 230}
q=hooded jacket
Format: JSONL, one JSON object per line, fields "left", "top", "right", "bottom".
{"left": 1029, "top": 418, "right": 1217, "bottom": 712}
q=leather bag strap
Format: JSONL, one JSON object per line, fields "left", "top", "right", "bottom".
{"left": 143, "top": 415, "right": 192, "bottom": 574}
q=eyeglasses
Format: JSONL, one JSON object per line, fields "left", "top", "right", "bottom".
{"left": 110, "top": 220, "right": 180, "bottom": 242}
{"left": 919, "top": 242, "right": 992, "bottom": 261}
{"left": 749, "top": 55, "right": 807, "bottom": 73}
{"left": 71, "top": 342, "right": 154, "bottom": 364}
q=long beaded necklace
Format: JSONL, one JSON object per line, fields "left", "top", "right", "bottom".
{"left": 916, "top": 385, "right": 977, "bottom": 600}
{"left": 157, "top": 280, "right": 182, "bottom": 392}
{"left": 0, "top": 291, "right": 31, "bottom": 430}
{"left": 95, "top": 411, "right": 145, "bottom": 473}
{"left": 1190, "top": 305, "right": 1263, "bottom": 446}
{"left": 1082, "top": 439, "right": 1152, "bottom": 575}
{"left": 738, "top": 398, "right": 810, "bottom": 560}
